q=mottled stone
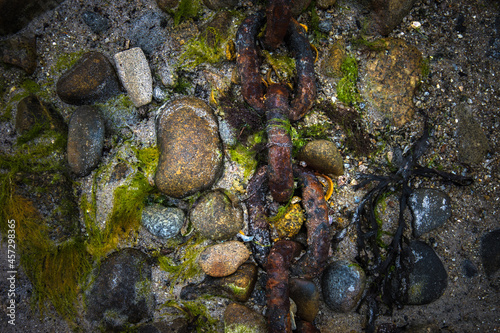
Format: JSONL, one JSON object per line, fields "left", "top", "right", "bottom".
{"left": 321, "top": 41, "right": 346, "bottom": 78}
{"left": 405, "top": 241, "right": 448, "bottom": 305}
{"left": 155, "top": 97, "right": 223, "bottom": 198}
{"left": 290, "top": 278, "right": 320, "bottom": 322}
{"left": 189, "top": 190, "right": 243, "bottom": 241}
{"left": 365, "top": 0, "right": 419, "bottom": 35}
{"left": 359, "top": 38, "right": 422, "bottom": 127}
{"left": 56, "top": 51, "right": 121, "bottom": 105}
{"left": 141, "top": 204, "right": 184, "bottom": 240}
{"left": 181, "top": 263, "right": 258, "bottom": 302}
{"left": 114, "top": 47, "right": 152, "bottom": 107}
{"left": 317, "top": 0, "right": 337, "bottom": 9}
{"left": 82, "top": 11, "right": 111, "bottom": 34}
{"left": 128, "top": 12, "right": 168, "bottom": 54}
{"left": 224, "top": 303, "right": 267, "bottom": 333}
{"left": 409, "top": 188, "right": 451, "bottom": 237}
{"left": 321, "top": 260, "right": 366, "bottom": 312}
{"left": 201, "top": 0, "right": 238, "bottom": 10}
{"left": 271, "top": 203, "right": 306, "bottom": 241}
{"left": 198, "top": 241, "right": 250, "bottom": 277}
{"left": 67, "top": 106, "right": 105, "bottom": 176}
{"left": 86, "top": 248, "right": 154, "bottom": 329}
{"left": 0, "top": 0, "right": 64, "bottom": 36}
{"left": 15, "top": 95, "right": 65, "bottom": 134}
{"left": 297, "top": 140, "right": 344, "bottom": 176}
{"left": 0, "top": 35, "right": 37, "bottom": 74}
{"left": 480, "top": 229, "right": 500, "bottom": 283}
{"left": 456, "top": 103, "right": 490, "bottom": 165}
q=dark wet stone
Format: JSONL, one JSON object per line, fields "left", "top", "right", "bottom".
{"left": 109, "top": 162, "right": 131, "bottom": 182}
{"left": 189, "top": 190, "right": 243, "bottom": 241}
{"left": 198, "top": 241, "right": 250, "bottom": 277}
{"left": 82, "top": 11, "right": 111, "bottom": 34}
{"left": 156, "top": 0, "right": 179, "bottom": 12}
{"left": 409, "top": 188, "right": 451, "bottom": 237}
{"left": 456, "top": 103, "right": 490, "bottom": 165}
{"left": 297, "top": 140, "right": 344, "bottom": 176}
{"left": 155, "top": 97, "right": 223, "bottom": 198}
{"left": 56, "top": 51, "right": 121, "bottom": 105}
{"left": 128, "top": 12, "right": 168, "bottom": 55}
{"left": 364, "top": 0, "right": 419, "bottom": 36}
{"left": 202, "top": 0, "right": 238, "bottom": 10}
{"left": 15, "top": 95, "right": 66, "bottom": 134}
{"left": 0, "top": 35, "right": 37, "bottom": 74}
{"left": 462, "top": 259, "right": 478, "bottom": 279}
{"left": 181, "top": 263, "right": 258, "bottom": 302}
{"left": 321, "top": 260, "right": 366, "bottom": 312}
{"left": 201, "top": 10, "right": 233, "bottom": 48}
{"left": 291, "top": 0, "right": 312, "bottom": 16}
{"left": 317, "top": 0, "right": 337, "bottom": 9}
{"left": 141, "top": 204, "right": 184, "bottom": 240}
{"left": 137, "top": 319, "right": 189, "bottom": 333}
{"left": 224, "top": 303, "right": 267, "bottom": 333}
{"left": 289, "top": 278, "right": 320, "bottom": 322}
{"left": 0, "top": 0, "right": 64, "bottom": 36}
{"left": 405, "top": 241, "right": 448, "bottom": 305}
{"left": 360, "top": 38, "right": 423, "bottom": 127}
{"left": 480, "top": 229, "right": 500, "bottom": 281}
{"left": 67, "top": 106, "right": 105, "bottom": 176}
{"left": 86, "top": 248, "right": 154, "bottom": 330}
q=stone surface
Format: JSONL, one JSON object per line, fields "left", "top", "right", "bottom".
{"left": 128, "top": 12, "right": 168, "bottom": 54}
{"left": 405, "top": 241, "right": 448, "bottom": 305}
{"left": 0, "top": 0, "right": 64, "bottom": 36}
{"left": 0, "top": 35, "right": 37, "bottom": 74}
{"left": 137, "top": 318, "right": 189, "bottom": 333}
{"left": 317, "top": 0, "right": 337, "bottom": 10}
{"left": 290, "top": 278, "right": 320, "bottom": 322}
{"left": 456, "top": 103, "right": 490, "bottom": 165}
{"left": 15, "top": 95, "right": 65, "bottom": 134}
{"left": 82, "top": 10, "right": 111, "bottom": 34}
{"left": 409, "top": 188, "right": 452, "bottom": 237}
{"left": 359, "top": 38, "right": 422, "bottom": 127}
{"left": 156, "top": 0, "right": 179, "bottom": 12}
{"left": 201, "top": 0, "right": 238, "bottom": 10}
{"left": 56, "top": 51, "right": 121, "bottom": 105}
{"left": 67, "top": 106, "right": 105, "bottom": 176}
{"left": 480, "top": 229, "right": 500, "bottom": 283}
{"left": 86, "top": 248, "right": 154, "bottom": 329}
{"left": 189, "top": 190, "right": 243, "bottom": 241}
{"left": 224, "top": 302, "right": 267, "bottom": 333}
{"left": 198, "top": 241, "right": 251, "bottom": 277}
{"left": 181, "top": 263, "right": 258, "bottom": 302}
{"left": 297, "top": 139, "right": 344, "bottom": 176}
{"left": 365, "top": 0, "right": 419, "bottom": 36}
{"left": 321, "top": 41, "right": 346, "bottom": 78}
{"left": 462, "top": 259, "right": 478, "bottom": 279}
{"left": 321, "top": 260, "right": 366, "bottom": 312}
{"left": 271, "top": 203, "right": 306, "bottom": 241}
{"left": 141, "top": 204, "right": 184, "bottom": 240}
{"left": 114, "top": 47, "right": 152, "bottom": 107}
{"left": 155, "top": 97, "right": 223, "bottom": 198}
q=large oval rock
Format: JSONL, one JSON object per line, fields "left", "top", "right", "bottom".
{"left": 297, "top": 140, "right": 344, "bottom": 176}
{"left": 321, "top": 260, "right": 366, "bottom": 312}
{"left": 198, "top": 241, "right": 251, "bottom": 277}
{"left": 86, "top": 248, "right": 154, "bottom": 330}
{"left": 67, "top": 106, "right": 105, "bottom": 176}
{"left": 56, "top": 51, "right": 121, "bottom": 105}
{"left": 190, "top": 190, "right": 243, "bottom": 241}
{"left": 155, "top": 97, "right": 223, "bottom": 198}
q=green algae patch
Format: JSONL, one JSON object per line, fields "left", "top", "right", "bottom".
{"left": 180, "top": 27, "right": 226, "bottom": 68}
{"left": 158, "top": 235, "right": 208, "bottom": 288}
{"left": 163, "top": 299, "right": 218, "bottom": 332}
{"left": 262, "top": 50, "right": 296, "bottom": 83}
{"left": 227, "top": 131, "right": 265, "bottom": 179}
{"left": 337, "top": 55, "right": 361, "bottom": 105}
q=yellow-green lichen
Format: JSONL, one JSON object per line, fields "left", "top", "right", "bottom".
{"left": 227, "top": 131, "right": 265, "bottom": 179}
{"left": 180, "top": 27, "right": 227, "bottom": 68}
{"left": 337, "top": 55, "right": 361, "bottom": 105}
{"left": 162, "top": 299, "right": 218, "bottom": 333}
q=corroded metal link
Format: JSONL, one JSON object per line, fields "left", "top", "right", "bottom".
{"left": 245, "top": 165, "right": 271, "bottom": 267}
{"left": 266, "top": 240, "right": 303, "bottom": 333}
{"left": 291, "top": 166, "right": 331, "bottom": 279}
{"left": 266, "top": 84, "right": 294, "bottom": 203}
{"left": 235, "top": 12, "right": 266, "bottom": 114}
{"left": 287, "top": 19, "right": 317, "bottom": 121}
{"left": 265, "top": 0, "right": 293, "bottom": 50}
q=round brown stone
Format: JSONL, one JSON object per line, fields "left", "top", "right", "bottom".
{"left": 198, "top": 241, "right": 251, "bottom": 277}
{"left": 297, "top": 140, "right": 344, "bottom": 176}
{"left": 154, "top": 97, "right": 223, "bottom": 198}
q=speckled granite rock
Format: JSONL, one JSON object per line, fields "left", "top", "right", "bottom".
{"left": 409, "top": 188, "right": 451, "bottom": 237}
{"left": 114, "top": 47, "right": 152, "bottom": 107}
{"left": 141, "top": 204, "right": 184, "bottom": 240}
{"left": 198, "top": 241, "right": 250, "bottom": 277}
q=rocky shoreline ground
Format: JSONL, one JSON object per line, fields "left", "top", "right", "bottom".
{"left": 0, "top": 0, "right": 499, "bottom": 332}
